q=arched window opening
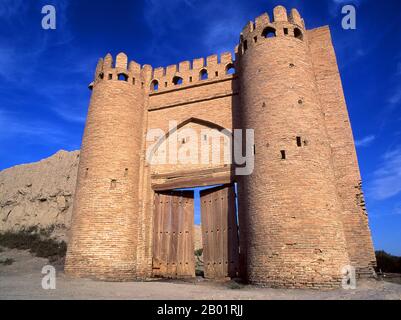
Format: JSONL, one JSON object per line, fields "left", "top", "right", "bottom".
{"left": 200, "top": 69, "right": 208, "bottom": 81}
{"left": 225, "top": 64, "right": 235, "bottom": 75}
{"left": 243, "top": 40, "right": 248, "bottom": 52}
{"left": 118, "top": 73, "right": 128, "bottom": 81}
{"left": 172, "top": 76, "right": 183, "bottom": 85}
{"left": 151, "top": 80, "right": 159, "bottom": 91}
{"left": 294, "top": 28, "right": 303, "bottom": 41}
{"left": 262, "top": 27, "right": 276, "bottom": 38}
{"left": 98, "top": 72, "right": 104, "bottom": 80}
{"left": 296, "top": 136, "right": 302, "bottom": 147}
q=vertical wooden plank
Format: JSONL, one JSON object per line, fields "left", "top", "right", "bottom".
{"left": 201, "top": 189, "right": 213, "bottom": 279}
{"left": 176, "top": 192, "right": 184, "bottom": 276}
{"left": 200, "top": 191, "right": 210, "bottom": 278}
{"left": 163, "top": 193, "right": 172, "bottom": 277}
{"left": 160, "top": 194, "right": 166, "bottom": 270}
{"left": 170, "top": 192, "right": 179, "bottom": 277}
{"left": 221, "top": 187, "right": 229, "bottom": 278}
{"left": 200, "top": 192, "right": 206, "bottom": 275}
{"left": 181, "top": 192, "right": 188, "bottom": 276}
{"left": 154, "top": 193, "right": 164, "bottom": 276}
{"left": 152, "top": 190, "right": 196, "bottom": 279}
{"left": 228, "top": 186, "right": 239, "bottom": 278}
{"left": 214, "top": 188, "right": 223, "bottom": 278}
{"left": 189, "top": 194, "right": 195, "bottom": 277}
{"left": 210, "top": 191, "right": 218, "bottom": 278}
{"left": 200, "top": 184, "right": 240, "bottom": 280}
{"left": 155, "top": 193, "right": 161, "bottom": 269}
{"left": 152, "top": 193, "right": 160, "bottom": 276}
{"left": 183, "top": 192, "right": 195, "bottom": 277}
{"left": 208, "top": 191, "right": 214, "bottom": 278}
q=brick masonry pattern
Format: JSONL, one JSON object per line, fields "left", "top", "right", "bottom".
{"left": 65, "top": 5, "right": 376, "bottom": 288}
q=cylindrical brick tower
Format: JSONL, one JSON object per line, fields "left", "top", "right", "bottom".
{"left": 238, "top": 6, "right": 350, "bottom": 288}
{"left": 65, "top": 53, "right": 148, "bottom": 280}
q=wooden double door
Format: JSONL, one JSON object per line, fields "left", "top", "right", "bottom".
{"left": 152, "top": 190, "right": 195, "bottom": 278}
{"left": 152, "top": 184, "right": 239, "bottom": 279}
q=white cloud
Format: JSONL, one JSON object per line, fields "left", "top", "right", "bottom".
{"left": 370, "top": 203, "right": 401, "bottom": 218}
{"left": 368, "top": 146, "right": 401, "bottom": 200}
{"left": 388, "top": 88, "right": 401, "bottom": 107}
{"left": 0, "top": 0, "right": 73, "bottom": 83}
{"left": 355, "top": 135, "right": 375, "bottom": 147}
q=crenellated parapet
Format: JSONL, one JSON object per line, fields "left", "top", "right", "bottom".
{"left": 88, "top": 6, "right": 305, "bottom": 92}
{"left": 90, "top": 52, "right": 152, "bottom": 90}
{"left": 89, "top": 51, "right": 237, "bottom": 93}
{"left": 149, "top": 52, "right": 236, "bottom": 94}
{"left": 238, "top": 6, "right": 305, "bottom": 55}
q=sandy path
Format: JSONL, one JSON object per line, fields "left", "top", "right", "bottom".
{"left": 1, "top": 248, "right": 400, "bottom": 300}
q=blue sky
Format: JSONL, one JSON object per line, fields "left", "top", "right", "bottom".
{"left": 0, "top": 0, "right": 400, "bottom": 255}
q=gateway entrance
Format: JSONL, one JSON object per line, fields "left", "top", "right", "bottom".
{"left": 152, "top": 184, "right": 240, "bottom": 280}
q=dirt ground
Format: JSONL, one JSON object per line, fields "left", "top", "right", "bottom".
{"left": 1, "top": 247, "right": 401, "bottom": 300}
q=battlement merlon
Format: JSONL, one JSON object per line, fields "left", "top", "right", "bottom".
{"left": 151, "top": 51, "right": 235, "bottom": 79}
{"left": 240, "top": 6, "right": 305, "bottom": 44}
{"left": 90, "top": 52, "right": 152, "bottom": 89}
{"left": 90, "top": 51, "right": 236, "bottom": 90}
{"left": 89, "top": 5, "right": 305, "bottom": 89}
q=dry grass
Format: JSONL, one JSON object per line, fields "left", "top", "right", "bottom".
{"left": 0, "top": 258, "right": 15, "bottom": 266}
{"left": 0, "top": 226, "right": 66, "bottom": 263}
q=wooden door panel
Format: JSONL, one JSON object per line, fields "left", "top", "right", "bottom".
{"left": 227, "top": 187, "right": 239, "bottom": 278}
{"left": 152, "top": 191, "right": 195, "bottom": 278}
{"left": 200, "top": 185, "right": 239, "bottom": 279}
{"left": 181, "top": 195, "right": 195, "bottom": 276}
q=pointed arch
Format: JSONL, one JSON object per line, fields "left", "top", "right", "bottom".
{"left": 147, "top": 118, "right": 232, "bottom": 164}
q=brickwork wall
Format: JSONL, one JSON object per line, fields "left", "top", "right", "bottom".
{"left": 65, "top": 53, "right": 149, "bottom": 280}
{"left": 308, "top": 27, "right": 376, "bottom": 276}
{"left": 136, "top": 55, "right": 240, "bottom": 277}
{"left": 65, "top": 5, "right": 376, "bottom": 287}
{"left": 237, "top": 6, "right": 350, "bottom": 288}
